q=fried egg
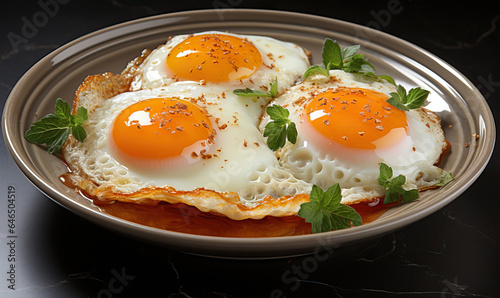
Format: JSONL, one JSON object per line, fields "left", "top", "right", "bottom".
{"left": 134, "top": 31, "right": 310, "bottom": 123}
{"left": 138, "top": 31, "right": 309, "bottom": 89}
{"left": 260, "top": 70, "right": 449, "bottom": 204}
{"left": 63, "top": 80, "right": 313, "bottom": 219}
{"left": 65, "top": 84, "right": 266, "bottom": 191}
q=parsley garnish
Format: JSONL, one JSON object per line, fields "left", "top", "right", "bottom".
{"left": 263, "top": 105, "right": 297, "bottom": 151}
{"left": 378, "top": 163, "right": 419, "bottom": 204}
{"left": 386, "top": 84, "right": 430, "bottom": 111}
{"left": 436, "top": 171, "right": 454, "bottom": 187}
{"left": 233, "top": 77, "right": 278, "bottom": 98}
{"left": 24, "top": 98, "right": 87, "bottom": 154}
{"left": 298, "top": 184, "right": 363, "bottom": 233}
{"left": 303, "top": 38, "right": 395, "bottom": 85}
{"left": 233, "top": 78, "right": 296, "bottom": 151}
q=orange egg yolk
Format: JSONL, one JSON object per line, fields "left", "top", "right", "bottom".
{"left": 166, "top": 33, "right": 262, "bottom": 82}
{"left": 111, "top": 98, "right": 214, "bottom": 162}
{"left": 305, "top": 88, "right": 408, "bottom": 150}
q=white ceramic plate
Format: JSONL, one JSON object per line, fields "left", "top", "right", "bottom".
{"left": 2, "top": 9, "right": 495, "bottom": 258}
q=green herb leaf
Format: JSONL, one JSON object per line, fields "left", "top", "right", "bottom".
{"left": 267, "top": 103, "right": 289, "bottom": 120}
{"left": 405, "top": 87, "right": 430, "bottom": 109}
{"left": 74, "top": 106, "right": 88, "bottom": 125}
{"left": 303, "top": 39, "right": 395, "bottom": 85}
{"left": 386, "top": 85, "right": 408, "bottom": 111}
{"left": 341, "top": 44, "right": 361, "bottom": 62}
{"left": 263, "top": 121, "right": 287, "bottom": 151}
{"left": 286, "top": 122, "right": 298, "bottom": 145}
{"left": 386, "top": 85, "right": 430, "bottom": 111}
{"left": 378, "top": 162, "right": 393, "bottom": 187}
{"left": 298, "top": 184, "right": 363, "bottom": 233}
{"left": 71, "top": 125, "right": 86, "bottom": 143}
{"left": 55, "top": 98, "right": 71, "bottom": 118}
{"left": 232, "top": 88, "right": 271, "bottom": 97}
{"left": 378, "top": 163, "right": 420, "bottom": 204}
{"left": 263, "top": 105, "right": 298, "bottom": 151}
{"left": 233, "top": 77, "right": 279, "bottom": 98}
{"left": 376, "top": 74, "right": 396, "bottom": 86}
{"left": 322, "top": 38, "right": 342, "bottom": 70}
{"left": 436, "top": 171, "right": 454, "bottom": 187}
{"left": 24, "top": 98, "right": 88, "bottom": 154}
{"left": 343, "top": 54, "right": 375, "bottom": 74}
{"left": 269, "top": 77, "right": 278, "bottom": 98}
{"left": 401, "top": 189, "right": 419, "bottom": 203}
{"left": 303, "top": 65, "right": 330, "bottom": 79}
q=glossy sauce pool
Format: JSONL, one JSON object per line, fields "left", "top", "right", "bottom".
{"left": 96, "top": 199, "right": 397, "bottom": 237}
{"left": 58, "top": 141, "right": 451, "bottom": 238}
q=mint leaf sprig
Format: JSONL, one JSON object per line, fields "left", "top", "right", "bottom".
{"left": 386, "top": 85, "right": 430, "bottom": 111}
{"left": 263, "top": 105, "right": 297, "bottom": 151}
{"left": 24, "top": 98, "right": 88, "bottom": 154}
{"left": 298, "top": 184, "right": 363, "bottom": 233}
{"left": 233, "top": 77, "right": 278, "bottom": 98}
{"left": 378, "top": 163, "right": 419, "bottom": 204}
{"left": 303, "top": 38, "right": 395, "bottom": 85}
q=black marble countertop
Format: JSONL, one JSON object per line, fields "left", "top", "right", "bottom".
{"left": 1, "top": 1, "right": 498, "bottom": 297}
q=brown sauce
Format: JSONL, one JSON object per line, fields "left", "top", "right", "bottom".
{"left": 59, "top": 173, "right": 399, "bottom": 237}
{"left": 99, "top": 201, "right": 311, "bottom": 237}
{"left": 96, "top": 198, "right": 396, "bottom": 238}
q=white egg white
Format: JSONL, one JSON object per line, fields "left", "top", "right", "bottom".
{"left": 260, "top": 70, "right": 449, "bottom": 203}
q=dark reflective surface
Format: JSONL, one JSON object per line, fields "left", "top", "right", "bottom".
{"left": 1, "top": 0, "right": 498, "bottom": 297}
